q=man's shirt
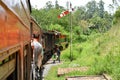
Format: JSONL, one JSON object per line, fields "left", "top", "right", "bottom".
{"left": 31, "top": 40, "right": 43, "bottom": 68}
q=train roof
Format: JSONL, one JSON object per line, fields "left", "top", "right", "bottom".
{"left": 28, "top": 0, "right": 32, "bottom": 13}
{"left": 43, "top": 30, "right": 61, "bottom": 35}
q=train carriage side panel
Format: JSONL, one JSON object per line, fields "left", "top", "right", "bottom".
{"left": 42, "top": 31, "right": 56, "bottom": 64}
{"left": 2, "top": 0, "right": 31, "bottom": 28}
{"left": 0, "top": 5, "right": 7, "bottom": 49}
{"left": 43, "top": 31, "right": 55, "bottom": 52}
{"left": 0, "top": 0, "right": 31, "bottom": 80}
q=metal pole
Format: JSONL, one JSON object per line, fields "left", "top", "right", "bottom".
{"left": 67, "top": 2, "right": 73, "bottom": 61}
{"left": 70, "top": 11, "right": 72, "bottom": 61}
{"left": 69, "top": 2, "right": 73, "bottom": 61}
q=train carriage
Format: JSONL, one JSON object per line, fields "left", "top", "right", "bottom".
{"left": 0, "top": 0, "right": 32, "bottom": 80}
{"left": 42, "top": 30, "right": 62, "bottom": 64}
{"left": 42, "top": 31, "right": 56, "bottom": 64}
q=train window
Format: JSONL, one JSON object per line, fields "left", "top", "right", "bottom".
{"left": 9, "top": 53, "right": 16, "bottom": 60}
{"left": 0, "top": 61, "right": 3, "bottom": 66}
{"left": 0, "top": 53, "right": 16, "bottom": 66}
{"left": 10, "top": 55, "right": 13, "bottom": 60}
{"left": 4, "top": 57, "right": 9, "bottom": 63}
{"left": 12, "top": 53, "right": 16, "bottom": 58}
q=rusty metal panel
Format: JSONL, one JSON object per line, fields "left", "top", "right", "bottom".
{"left": 6, "top": 11, "right": 20, "bottom": 47}
{"left": 0, "top": 3, "right": 30, "bottom": 50}
{"left": 2, "top": 0, "right": 30, "bottom": 28}
{"left": 0, "top": 1, "right": 31, "bottom": 80}
{"left": 0, "top": 1, "right": 31, "bottom": 49}
{"left": 0, "top": 5, "right": 7, "bottom": 49}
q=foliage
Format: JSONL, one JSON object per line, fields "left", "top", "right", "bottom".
{"left": 48, "top": 24, "right": 68, "bottom": 35}
{"left": 45, "top": 1, "right": 54, "bottom": 10}
{"left": 113, "top": 7, "right": 120, "bottom": 24}
{"left": 114, "top": 8, "right": 120, "bottom": 18}
{"left": 45, "top": 21, "right": 120, "bottom": 80}
{"left": 98, "top": 0, "right": 104, "bottom": 18}
{"left": 86, "top": 0, "right": 98, "bottom": 19}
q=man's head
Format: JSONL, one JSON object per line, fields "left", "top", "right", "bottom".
{"left": 33, "top": 34, "right": 40, "bottom": 39}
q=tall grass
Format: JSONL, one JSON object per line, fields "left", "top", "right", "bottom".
{"left": 45, "top": 21, "right": 120, "bottom": 80}
{"left": 64, "top": 24, "right": 120, "bottom": 79}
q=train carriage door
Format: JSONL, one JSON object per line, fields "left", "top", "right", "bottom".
{"left": 23, "top": 44, "right": 31, "bottom": 80}
{"left": 24, "top": 47, "right": 27, "bottom": 80}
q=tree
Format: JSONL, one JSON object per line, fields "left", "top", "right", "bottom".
{"left": 86, "top": 0, "right": 98, "bottom": 19}
{"left": 31, "top": 0, "right": 113, "bottom": 36}
{"left": 45, "top": 1, "right": 54, "bottom": 10}
{"left": 55, "top": 0, "right": 59, "bottom": 9}
{"left": 98, "top": 0, "right": 104, "bottom": 18}
{"left": 74, "top": 6, "right": 86, "bottom": 21}
{"left": 113, "top": 7, "right": 120, "bottom": 24}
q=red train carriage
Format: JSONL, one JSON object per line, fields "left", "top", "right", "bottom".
{"left": 0, "top": 0, "right": 32, "bottom": 80}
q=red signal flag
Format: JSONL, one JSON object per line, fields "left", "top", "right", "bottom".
{"left": 58, "top": 2, "right": 74, "bottom": 19}
{"left": 58, "top": 10, "right": 69, "bottom": 18}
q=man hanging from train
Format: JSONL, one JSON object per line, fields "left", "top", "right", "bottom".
{"left": 31, "top": 33, "right": 43, "bottom": 80}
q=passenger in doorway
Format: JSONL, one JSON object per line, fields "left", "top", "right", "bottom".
{"left": 31, "top": 34, "right": 43, "bottom": 79}
{"left": 56, "top": 47, "right": 61, "bottom": 63}
{"left": 52, "top": 52, "right": 57, "bottom": 63}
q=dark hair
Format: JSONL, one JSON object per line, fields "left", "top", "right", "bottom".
{"left": 33, "top": 34, "right": 40, "bottom": 39}
{"left": 41, "top": 35, "right": 44, "bottom": 39}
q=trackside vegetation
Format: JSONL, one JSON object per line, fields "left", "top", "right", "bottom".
{"left": 45, "top": 15, "right": 120, "bottom": 80}
{"left": 45, "top": 21, "right": 120, "bottom": 80}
